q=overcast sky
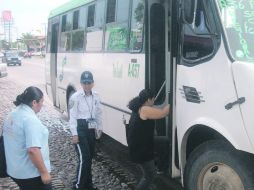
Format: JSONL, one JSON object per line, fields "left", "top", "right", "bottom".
{"left": 0, "top": 0, "right": 69, "bottom": 38}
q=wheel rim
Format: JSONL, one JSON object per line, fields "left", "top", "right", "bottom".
{"left": 197, "top": 162, "right": 245, "bottom": 190}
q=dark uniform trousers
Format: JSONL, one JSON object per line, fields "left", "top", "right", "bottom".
{"left": 74, "top": 119, "right": 95, "bottom": 190}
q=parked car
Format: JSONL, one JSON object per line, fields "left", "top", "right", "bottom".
{"left": 32, "top": 51, "right": 42, "bottom": 56}
{"left": 2, "top": 51, "right": 22, "bottom": 66}
{"left": 0, "top": 62, "right": 8, "bottom": 78}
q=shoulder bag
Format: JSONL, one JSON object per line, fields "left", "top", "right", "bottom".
{"left": 0, "top": 128, "right": 8, "bottom": 178}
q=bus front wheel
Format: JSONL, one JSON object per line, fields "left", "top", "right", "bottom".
{"left": 184, "top": 140, "right": 254, "bottom": 190}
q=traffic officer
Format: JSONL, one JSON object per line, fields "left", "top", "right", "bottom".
{"left": 69, "top": 71, "right": 102, "bottom": 190}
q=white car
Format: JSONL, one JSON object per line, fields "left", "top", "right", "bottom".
{"left": 33, "top": 51, "right": 42, "bottom": 56}
{"left": 0, "top": 52, "right": 4, "bottom": 58}
{"left": 0, "top": 63, "right": 7, "bottom": 78}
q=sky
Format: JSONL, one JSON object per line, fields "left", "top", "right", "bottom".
{"left": 0, "top": 0, "right": 70, "bottom": 39}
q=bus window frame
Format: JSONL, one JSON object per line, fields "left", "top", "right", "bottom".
{"left": 59, "top": 12, "right": 73, "bottom": 53}
{"left": 180, "top": 0, "right": 221, "bottom": 67}
{"left": 103, "top": 0, "right": 131, "bottom": 53}
{"left": 129, "top": 0, "right": 145, "bottom": 54}
{"left": 85, "top": 1, "right": 105, "bottom": 53}
{"left": 87, "top": 4, "right": 96, "bottom": 28}
{"left": 70, "top": 7, "right": 86, "bottom": 53}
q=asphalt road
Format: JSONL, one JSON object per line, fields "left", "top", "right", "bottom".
{"left": 6, "top": 56, "right": 52, "bottom": 105}
{"left": 7, "top": 57, "right": 45, "bottom": 87}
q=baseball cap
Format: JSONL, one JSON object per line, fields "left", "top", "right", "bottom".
{"left": 80, "top": 71, "right": 94, "bottom": 84}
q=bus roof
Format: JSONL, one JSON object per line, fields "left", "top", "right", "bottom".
{"left": 49, "top": 0, "right": 94, "bottom": 19}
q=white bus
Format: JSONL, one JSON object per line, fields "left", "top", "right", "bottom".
{"left": 45, "top": 0, "right": 254, "bottom": 189}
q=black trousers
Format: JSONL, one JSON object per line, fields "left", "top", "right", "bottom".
{"left": 154, "top": 136, "right": 170, "bottom": 172}
{"left": 74, "top": 119, "right": 96, "bottom": 189}
{"left": 136, "top": 160, "right": 156, "bottom": 190}
{"left": 11, "top": 176, "right": 52, "bottom": 190}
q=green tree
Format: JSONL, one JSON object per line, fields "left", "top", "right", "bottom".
{"left": 0, "top": 40, "right": 10, "bottom": 50}
{"left": 134, "top": 0, "right": 145, "bottom": 23}
{"left": 20, "top": 33, "right": 34, "bottom": 51}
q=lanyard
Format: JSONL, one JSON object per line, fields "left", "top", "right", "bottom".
{"left": 84, "top": 94, "right": 94, "bottom": 119}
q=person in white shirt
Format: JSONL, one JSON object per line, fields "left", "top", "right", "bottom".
{"left": 69, "top": 71, "right": 102, "bottom": 190}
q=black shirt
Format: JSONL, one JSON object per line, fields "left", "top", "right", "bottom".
{"left": 127, "top": 111, "right": 155, "bottom": 163}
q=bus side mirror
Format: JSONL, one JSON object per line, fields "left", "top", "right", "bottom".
{"left": 183, "top": 0, "right": 196, "bottom": 24}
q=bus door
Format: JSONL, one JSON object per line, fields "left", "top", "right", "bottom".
{"left": 146, "top": 0, "right": 175, "bottom": 175}
{"left": 147, "top": 0, "right": 168, "bottom": 135}
{"left": 50, "top": 22, "right": 59, "bottom": 107}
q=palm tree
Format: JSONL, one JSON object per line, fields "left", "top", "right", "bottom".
{"left": 20, "top": 33, "right": 34, "bottom": 51}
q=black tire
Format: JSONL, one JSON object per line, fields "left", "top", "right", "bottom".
{"left": 184, "top": 140, "right": 254, "bottom": 190}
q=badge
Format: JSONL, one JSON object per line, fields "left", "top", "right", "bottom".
{"left": 88, "top": 118, "right": 97, "bottom": 129}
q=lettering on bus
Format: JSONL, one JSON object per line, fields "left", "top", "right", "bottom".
{"left": 218, "top": 0, "right": 254, "bottom": 61}
{"left": 128, "top": 63, "right": 140, "bottom": 78}
{"left": 113, "top": 62, "right": 123, "bottom": 78}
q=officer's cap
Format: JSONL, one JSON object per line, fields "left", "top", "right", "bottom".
{"left": 80, "top": 71, "right": 94, "bottom": 84}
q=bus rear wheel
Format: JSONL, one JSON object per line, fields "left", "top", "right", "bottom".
{"left": 184, "top": 140, "right": 254, "bottom": 190}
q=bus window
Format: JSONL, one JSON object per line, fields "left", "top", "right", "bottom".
{"left": 87, "top": 4, "right": 95, "bottom": 27}
{"left": 61, "top": 13, "right": 72, "bottom": 32}
{"left": 72, "top": 31, "right": 84, "bottom": 52}
{"left": 106, "top": 0, "right": 116, "bottom": 23}
{"left": 73, "top": 10, "right": 79, "bottom": 30}
{"left": 95, "top": 0, "right": 105, "bottom": 28}
{"left": 60, "top": 33, "right": 71, "bottom": 52}
{"left": 116, "top": 0, "right": 130, "bottom": 23}
{"left": 71, "top": 7, "right": 86, "bottom": 52}
{"left": 60, "top": 12, "right": 72, "bottom": 52}
{"left": 129, "top": 0, "right": 144, "bottom": 52}
{"left": 61, "top": 15, "right": 67, "bottom": 32}
{"left": 86, "top": 0, "right": 105, "bottom": 51}
{"left": 182, "top": 1, "right": 214, "bottom": 62}
{"left": 105, "top": 0, "right": 130, "bottom": 52}
{"left": 79, "top": 7, "right": 86, "bottom": 29}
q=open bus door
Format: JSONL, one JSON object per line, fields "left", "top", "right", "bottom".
{"left": 145, "top": 0, "right": 179, "bottom": 177}
{"left": 49, "top": 22, "right": 59, "bottom": 107}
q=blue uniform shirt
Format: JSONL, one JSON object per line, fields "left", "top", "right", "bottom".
{"left": 3, "top": 104, "right": 51, "bottom": 179}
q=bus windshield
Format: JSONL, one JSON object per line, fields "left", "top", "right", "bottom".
{"left": 217, "top": 0, "right": 254, "bottom": 62}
